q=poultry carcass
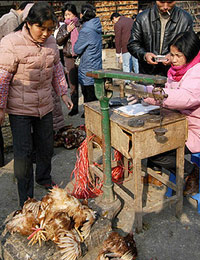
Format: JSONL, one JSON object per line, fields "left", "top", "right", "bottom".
{"left": 38, "top": 186, "right": 96, "bottom": 241}
{"left": 6, "top": 198, "right": 40, "bottom": 236}
{"left": 96, "top": 231, "right": 137, "bottom": 260}
{"left": 6, "top": 187, "right": 96, "bottom": 260}
{"left": 62, "top": 127, "right": 86, "bottom": 149}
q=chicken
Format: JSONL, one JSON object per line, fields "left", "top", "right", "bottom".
{"left": 62, "top": 127, "right": 86, "bottom": 149}
{"left": 96, "top": 231, "right": 137, "bottom": 260}
{"left": 38, "top": 187, "right": 96, "bottom": 241}
{"left": 6, "top": 187, "right": 96, "bottom": 260}
{"left": 6, "top": 198, "right": 40, "bottom": 236}
{"left": 53, "top": 126, "right": 86, "bottom": 149}
{"left": 22, "top": 197, "right": 41, "bottom": 217}
{"left": 56, "top": 229, "right": 82, "bottom": 260}
{"left": 6, "top": 210, "right": 38, "bottom": 236}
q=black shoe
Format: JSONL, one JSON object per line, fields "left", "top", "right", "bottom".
{"left": 147, "top": 160, "right": 162, "bottom": 172}
{"left": 68, "top": 110, "right": 79, "bottom": 116}
{"left": 38, "top": 181, "right": 57, "bottom": 190}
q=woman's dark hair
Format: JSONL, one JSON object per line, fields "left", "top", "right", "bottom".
{"left": 170, "top": 30, "right": 200, "bottom": 63}
{"left": 15, "top": 2, "right": 57, "bottom": 31}
{"left": 110, "top": 12, "right": 121, "bottom": 21}
{"left": 62, "top": 3, "right": 78, "bottom": 17}
{"left": 80, "top": 4, "right": 96, "bottom": 23}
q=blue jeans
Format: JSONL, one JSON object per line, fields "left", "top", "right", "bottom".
{"left": 122, "top": 52, "right": 139, "bottom": 74}
{"left": 9, "top": 112, "right": 53, "bottom": 207}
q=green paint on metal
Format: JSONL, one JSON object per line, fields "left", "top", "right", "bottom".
{"left": 94, "top": 78, "right": 114, "bottom": 201}
{"left": 86, "top": 70, "right": 167, "bottom": 85}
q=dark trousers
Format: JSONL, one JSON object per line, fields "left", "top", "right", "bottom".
{"left": 0, "top": 127, "right": 4, "bottom": 167}
{"left": 147, "top": 146, "right": 194, "bottom": 177}
{"left": 81, "top": 84, "right": 97, "bottom": 103}
{"left": 64, "top": 57, "right": 79, "bottom": 112}
{"left": 9, "top": 112, "right": 53, "bottom": 207}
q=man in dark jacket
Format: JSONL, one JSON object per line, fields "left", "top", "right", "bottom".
{"left": 111, "top": 13, "right": 139, "bottom": 74}
{"left": 127, "top": 1, "right": 193, "bottom": 76}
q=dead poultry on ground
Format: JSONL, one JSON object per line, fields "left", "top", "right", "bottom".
{"left": 96, "top": 231, "right": 137, "bottom": 260}
{"left": 6, "top": 187, "right": 96, "bottom": 260}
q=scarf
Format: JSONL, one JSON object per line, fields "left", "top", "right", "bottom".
{"left": 65, "top": 17, "right": 79, "bottom": 57}
{"left": 167, "top": 51, "right": 200, "bottom": 82}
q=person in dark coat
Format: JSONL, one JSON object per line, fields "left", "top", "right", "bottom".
{"left": 127, "top": 1, "right": 193, "bottom": 76}
{"left": 74, "top": 3, "right": 102, "bottom": 116}
{"left": 56, "top": 3, "right": 81, "bottom": 116}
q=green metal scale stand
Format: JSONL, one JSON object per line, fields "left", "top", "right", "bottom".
{"left": 86, "top": 70, "right": 167, "bottom": 221}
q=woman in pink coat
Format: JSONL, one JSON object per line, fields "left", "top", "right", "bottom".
{"left": 143, "top": 30, "right": 200, "bottom": 195}
{"left": 0, "top": 2, "right": 73, "bottom": 207}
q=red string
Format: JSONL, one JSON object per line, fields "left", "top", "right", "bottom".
{"left": 70, "top": 136, "right": 134, "bottom": 198}
{"left": 70, "top": 135, "right": 103, "bottom": 199}
{"left": 112, "top": 150, "right": 134, "bottom": 183}
{"left": 27, "top": 227, "right": 42, "bottom": 240}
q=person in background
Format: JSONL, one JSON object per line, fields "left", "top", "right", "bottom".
{"left": 0, "top": 1, "right": 33, "bottom": 167}
{"left": 52, "top": 11, "right": 67, "bottom": 136}
{"left": 0, "top": 2, "right": 73, "bottom": 207}
{"left": 111, "top": 12, "right": 139, "bottom": 75}
{"left": 56, "top": 3, "right": 81, "bottom": 117}
{"left": 0, "top": 1, "right": 32, "bottom": 40}
{"left": 129, "top": 30, "right": 200, "bottom": 194}
{"left": 127, "top": 1, "right": 193, "bottom": 76}
{"left": 74, "top": 3, "right": 102, "bottom": 117}
{"left": 54, "top": 11, "right": 65, "bottom": 66}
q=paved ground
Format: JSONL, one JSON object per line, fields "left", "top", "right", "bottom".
{"left": 1, "top": 49, "right": 200, "bottom": 260}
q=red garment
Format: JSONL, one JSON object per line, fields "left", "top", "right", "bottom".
{"left": 167, "top": 51, "right": 200, "bottom": 82}
{"left": 114, "top": 16, "right": 134, "bottom": 54}
{"left": 65, "top": 17, "right": 79, "bottom": 56}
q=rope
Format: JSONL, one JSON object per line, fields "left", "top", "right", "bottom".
{"left": 70, "top": 136, "right": 134, "bottom": 198}
{"left": 70, "top": 135, "right": 103, "bottom": 199}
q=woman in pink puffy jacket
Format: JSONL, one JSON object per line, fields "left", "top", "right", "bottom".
{"left": 143, "top": 30, "right": 200, "bottom": 195}
{"left": 0, "top": 2, "right": 73, "bottom": 207}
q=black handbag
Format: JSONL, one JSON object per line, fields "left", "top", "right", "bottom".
{"left": 64, "top": 38, "right": 73, "bottom": 58}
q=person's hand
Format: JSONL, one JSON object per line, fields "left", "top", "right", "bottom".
{"left": 116, "top": 53, "right": 123, "bottom": 64}
{"left": 162, "top": 53, "right": 171, "bottom": 66}
{"left": 0, "top": 108, "right": 5, "bottom": 126}
{"left": 127, "top": 95, "right": 138, "bottom": 105}
{"left": 144, "top": 52, "right": 158, "bottom": 65}
{"left": 61, "top": 94, "right": 73, "bottom": 110}
{"left": 67, "top": 21, "right": 75, "bottom": 33}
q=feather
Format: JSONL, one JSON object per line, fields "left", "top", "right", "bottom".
{"left": 6, "top": 187, "right": 96, "bottom": 259}
{"left": 6, "top": 211, "right": 38, "bottom": 236}
{"left": 96, "top": 232, "right": 137, "bottom": 260}
{"left": 56, "top": 230, "right": 81, "bottom": 260}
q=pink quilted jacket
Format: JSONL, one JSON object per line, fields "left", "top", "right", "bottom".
{"left": 0, "top": 25, "right": 63, "bottom": 118}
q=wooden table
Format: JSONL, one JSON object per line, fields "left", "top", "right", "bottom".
{"left": 85, "top": 101, "right": 188, "bottom": 232}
